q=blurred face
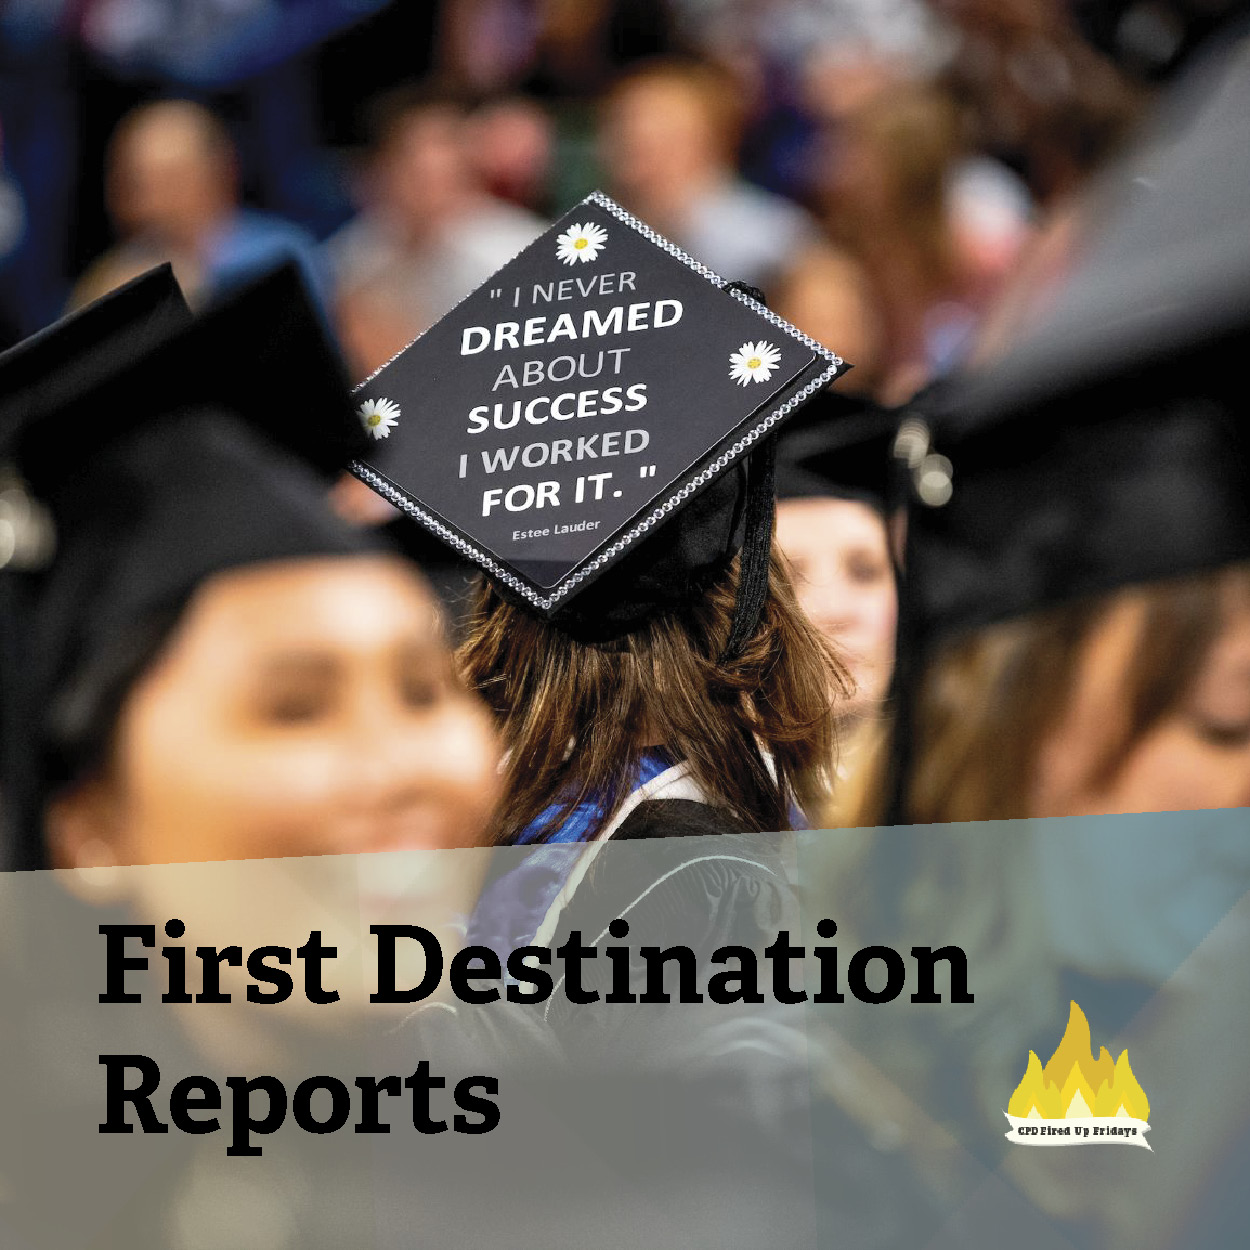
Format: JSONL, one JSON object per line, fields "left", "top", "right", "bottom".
{"left": 51, "top": 557, "right": 501, "bottom": 866}
{"left": 1032, "top": 574, "right": 1250, "bottom": 816}
{"left": 776, "top": 497, "right": 897, "bottom": 710}
{"left": 600, "top": 78, "right": 718, "bottom": 210}
{"left": 109, "top": 106, "right": 233, "bottom": 247}
{"left": 468, "top": 99, "right": 552, "bottom": 206}
{"left": 376, "top": 108, "right": 473, "bottom": 234}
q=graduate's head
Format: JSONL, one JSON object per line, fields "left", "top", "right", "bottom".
{"left": 773, "top": 394, "right": 899, "bottom": 720}
{"left": 600, "top": 59, "right": 743, "bottom": 210}
{"left": 107, "top": 100, "right": 237, "bottom": 249}
{"left": 847, "top": 59, "right": 1250, "bottom": 826}
{"left": 460, "top": 537, "right": 845, "bottom": 844}
{"left": 886, "top": 564, "right": 1250, "bottom": 825}
{"left": 340, "top": 192, "right": 852, "bottom": 841}
{"left": 363, "top": 84, "right": 477, "bottom": 233}
{"left": 44, "top": 548, "right": 500, "bottom": 869}
{"left": 0, "top": 267, "right": 500, "bottom": 869}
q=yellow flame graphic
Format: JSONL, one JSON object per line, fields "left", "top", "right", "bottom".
{"left": 1008, "top": 1002, "right": 1150, "bottom": 1120}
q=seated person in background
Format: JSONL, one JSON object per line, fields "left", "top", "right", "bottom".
{"left": 599, "top": 58, "right": 818, "bottom": 293}
{"left": 70, "top": 100, "right": 328, "bottom": 314}
{"left": 328, "top": 85, "right": 545, "bottom": 380}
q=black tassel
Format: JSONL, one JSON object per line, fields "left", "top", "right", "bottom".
{"left": 720, "top": 434, "right": 776, "bottom": 663}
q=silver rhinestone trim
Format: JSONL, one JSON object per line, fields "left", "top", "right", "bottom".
{"left": 350, "top": 189, "right": 848, "bottom": 610}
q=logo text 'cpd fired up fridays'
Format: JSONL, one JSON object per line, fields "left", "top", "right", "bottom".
{"left": 1006, "top": 1002, "right": 1152, "bottom": 1150}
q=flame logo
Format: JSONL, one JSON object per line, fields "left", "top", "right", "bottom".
{"left": 1005, "top": 1002, "right": 1152, "bottom": 1149}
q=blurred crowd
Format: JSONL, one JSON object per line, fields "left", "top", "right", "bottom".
{"left": 0, "top": 0, "right": 1162, "bottom": 385}
{"left": 0, "top": 6, "right": 1244, "bottom": 845}
{"left": 0, "top": 0, "right": 1184, "bottom": 750}
{"left": 0, "top": 0, "right": 1244, "bottom": 873}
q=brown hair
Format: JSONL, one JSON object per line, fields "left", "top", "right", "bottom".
{"left": 603, "top": 57, "right": 746, "bottom": 163}
{"left": 838, "top": 564, "right": 1249, "bottom": 827}
{"left": 459, "top": 551, "right": 847, "bottom": 843}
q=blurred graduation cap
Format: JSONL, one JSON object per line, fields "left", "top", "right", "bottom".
{"left": 773, "top": 389, "right": 900, "bottom": 513}
{"left": 884, "top": 34, "right": 1250, "bottom": 820}
{"left": 0, "top": 263, "right": 375, "bottom": 866}
{"left": 896, "top": 33, "right": 1250, "bottom": 660}
{"left": 349, "top": 191, "right": 846, "bottom": 642}
{"left": 0, "top": 263, "right": 191, "bottom": 433}
{"left": 375, "top": 513, "right": 481, "bottom": 641}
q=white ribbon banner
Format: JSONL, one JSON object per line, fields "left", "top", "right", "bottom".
{"left": 1005, "top": 1114, "right": 1152, "bottom": 1150}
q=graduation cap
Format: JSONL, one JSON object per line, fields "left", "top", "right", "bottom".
{"left": 0, "top": 263, "right": 375, "bottom": 866}
{"left": 0, "top": 263, "right": 191, "bottom": 433}
{"left": 773, "top": 389, "right": 900, "bottom": 513}
{"left": 882, "top": 36, "right": 1250, "bottom": 820}
{"left": 349, "top": 191, "right": 846, "bottom": 640}
{"left": 374, "top": 514, "right": 481, "bottom": 642}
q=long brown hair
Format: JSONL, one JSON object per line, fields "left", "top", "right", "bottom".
{"left": 837, "top": 564, "right": 1248, "bottom": 828}
{"left": 459, "top": 550, "right": 847, "bottom": 844}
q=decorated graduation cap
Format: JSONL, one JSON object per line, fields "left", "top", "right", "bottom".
{"left": 0, "top": 263, "right": 374, "bottom": 866}
{"left": 895, "top": 36, "right": 1250, "bottom": 659}
{"left": 773, "top": 389, "right": 900, "bottom": 512}
{"left": 349, "top": 191, "right": 846, "bottom": 641}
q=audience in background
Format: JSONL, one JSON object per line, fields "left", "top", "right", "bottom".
{"left": 70, "top": 101, "right": 328, "bottom": 313}
{"left": 327, "top": 86, "right": 545, "bottom": 379}
{"left": 467, "top": 94, "right": 558, "bottom": 216}
{"left": 599, "top": 58, "right": 819, "bottom": 293}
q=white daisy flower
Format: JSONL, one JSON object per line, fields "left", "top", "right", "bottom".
{"left": 728, "top": 340, "right": 782, "bottom": 386}
{"left": 556, "top": 221, "right": 608, "bottom": 265}
{"left": 358, "top": 397, "right": 401, "bottom": 439}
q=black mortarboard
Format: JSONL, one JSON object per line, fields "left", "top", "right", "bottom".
{"left": 883, "top": 35, "right": 1250, "bottom": 822}
{"left": 374, "top": 514, "right": 481, "bottom": 641}
{"left": 897, "top": 33, "right": 1250, "bottom": 658}
{"left": 773, "top": 389, "right": 899, "bottom": 513}
{"left": 349, "top": 192, "right": 846, "bottom": 641}
{"left": 0, "top": 264, "right": 191, "bottom": 437}
{"left": 0, "top": 263, "right": 375, "bottom": 866}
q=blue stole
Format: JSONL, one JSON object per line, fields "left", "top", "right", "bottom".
{"left": 467, "top": 751, "right": 676, "bottom": 963}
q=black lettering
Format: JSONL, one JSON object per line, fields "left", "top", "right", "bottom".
{"left": 555, "top": 931, "right": 599, "bottom": 1005}
{"left": 848, "top": 946, "right": 906, "bottom": 1004}
{"left": 449, "top": 946, "right": 502, "bottom": 1005}
{"left": 910, "top": 945, "right": 973, "bottom": 1003}
{"left": 161, "top": 919, "right": 191, "bottom": 1004}
{"left": 707, "top": 946, "right": 764, "bottom": 1004}
{"left": 296, "top": 931, "right": 339, "bottom": 1004}
{"left": 764, "top": 931, "right": 807, "bottom": 1004}
{"left": 225, "top": 1075, "right": 287, "bottom": 1157}
{"left": 99, "top": 1054, "right": 167, "bottom": 1133}
{"left": 246, "top": 946, "right": 294, "bottom": 1004}
{"left": 169, "top": 1076, "right": 221, "bottom": 1135}
{"left": 355, "top": 1076, "right": 402, "bottom": 1134}
{"left": 370, "top": 925, "right": 443, "bottom": 1004}
{"left": 292, "top": 1077, "right": 351, "bottom": 1134}
{"left": 100, "top": 925, "right": 154, "bottom": 1003}
{"left": 505, "top": 946, "right": 553, "bottom": 1004}
{"left": 454, "top": 1077, "right": 501, "bottom": 1134}
{"left": 639, "top": 945, "right": 703, "bottom": 1004}
{"left": 195, "top": 945, "right": 242, "bottom": 1004}
{"left": 404, "top": 1061, "right": 448, "bottom": 1134}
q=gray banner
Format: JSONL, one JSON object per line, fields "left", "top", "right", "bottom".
{"left": 2, "top": 810, "right": 1247, "bottom": 1248}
